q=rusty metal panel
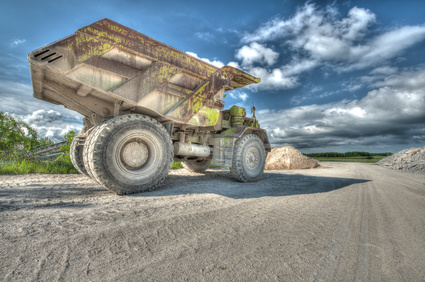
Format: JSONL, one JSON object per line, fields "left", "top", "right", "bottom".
{"left": 111, "top": 62, "right": 181, "bottom": 102}
{"left": 165, "top": 66, "right": 258, "bottom": 123}
{"left": 76, "top": 19, "right": 218, "bottom": 79}
{"left": 28, "top": 19, "right": 260, "bottom": 127}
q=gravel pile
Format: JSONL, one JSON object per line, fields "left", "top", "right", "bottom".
{"left": 265, "top": 146, "right": 319, "bottom": 170}
{"left": 377, "top": 146, "right": 425, "bottom": 173}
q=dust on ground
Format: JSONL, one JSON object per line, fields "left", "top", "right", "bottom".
{"left": 1, "top": 163, "right": 425, "bottom": 281}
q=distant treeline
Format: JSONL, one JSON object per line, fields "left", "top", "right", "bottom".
{"left": 304, "top": 151, "right": 392, "bottom": 158}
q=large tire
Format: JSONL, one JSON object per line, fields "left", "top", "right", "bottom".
{"left": 83, "top": 124, "right": 107, "bottom": 183}
{"left": 70, "top": 137, "right": 88, "bottom": 176}
{"left": 182, "top": 158, "right": 212, "bottom": 173}
{"left": 85, "top": 114, "right": 173, "bottom": 195}
{"left": 230, "top": 134, "right": 266, "bottom": 182}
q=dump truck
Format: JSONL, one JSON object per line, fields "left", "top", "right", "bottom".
{"left": 28, "top": 19, "right": 271, "bottom": 194}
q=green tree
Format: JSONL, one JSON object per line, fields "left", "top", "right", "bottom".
{"left": 38, "top": 136, "right": 54, "bottom": 148}
{"left": 60, "top": 130, "right": 76, "bottom": 155}
{"left": 0, "top": 111, "right": 39, "bottom": 159}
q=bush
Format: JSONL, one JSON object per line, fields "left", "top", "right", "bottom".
{"left": 0, "top": 112, "right": 79, "bottom": 174}
{"left": 60, "top": 130, "right": 75, "bottom": 154}
{"left": 0, "top": 111, "right": 39, "bottom": 160}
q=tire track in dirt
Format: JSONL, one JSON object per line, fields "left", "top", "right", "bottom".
{"left": 0, "top": 168, "right": 363, "bottom": 281}
{"left": 368, "top": 168, "right": 425, "bottom": 281}
{"left": 57, "top": 244, "right": 70, "bottom": 281}
{"left": 311, "top": 184, "right": 358, "bottom": 281}
{"left": 1, "top": 164, "right": 424, "bottom": 281}
{"left": 354, "top": 167, "right": 370, "bottom": 282}
{"left": 356, "top": 186, "right": 369, "bottom": 282}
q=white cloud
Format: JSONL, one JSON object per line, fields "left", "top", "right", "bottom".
{"left": 10, "top": 39, "right": 26, "bottom": 47}
{"left": 257, "top": 69, "right": 425, "bottom": 150}
{"left": 346, "top": 25, "right": 425, "bottom": 70}
{"left": 238, "top": 58, "right": 318, "bottom": 91}
{"left": 20, "top": 109, "right": 62, "bottom": 124}
{"left": 291, "top": 89, "right": 341, "bottom": 106}
{"left": 240, "top": 3, "right": 425, "bottom": 82}
{"left": 0, "top": 80, "right": 80, "bottom": 117}
{"left": 370, "top": 66, "right": 398, "bottom": 75}
{"left": 372, "top": 68, "right": 425, "bottom": 91}
{"left": 243, "top": 3, "right": 376, "bottom": 49}
{"left": 0, "top": 80, "right": 84, "bottom": 141}
{"left": 195, "top": 32, "right": 214, "bottom": 41}
{"left": 228, "top": 91, "right": 249, "bottom": 102}
{"left": 241, "top": 3, "right": 318, "bottom": 43}
{"left": 14, "top": 109, "right": 83, "bottom": 142}
{"left": 239, "top": 92, "right": 249, "bottom": 102}
{"left": 248, "top": 67, "right": 299, "bottom": 90}
{"left": 340, "top": 6, "right": 376, "bottom": 41}
{"left": 186, "top": 51, "right": 225, "bottom": 68}
{"left": 227, "top": 61, "right": 241, "bottom": 69}
{"left": 235, "top": 42, "right": 279, "bottom": 67}
{"left": 184, "top": 5, "right": 425, "bottom": 93}
{"left": 358, "top": 66, "right": 399, "bottom": 86}
{"left": 280, "top": 59, "right": 319, "bottom": 77}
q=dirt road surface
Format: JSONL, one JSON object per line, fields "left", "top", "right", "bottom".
{"left": 1, "top": 163, "right": 424, "bottom": 281}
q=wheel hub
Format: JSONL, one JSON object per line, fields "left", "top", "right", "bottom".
{"left": 121, "top": 141, "right": 149, "bottom": 168}
{"left": 245, "top": 148, "right": 260, "bottom": 171}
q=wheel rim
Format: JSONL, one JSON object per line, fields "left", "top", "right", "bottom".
{"left": 244, "top": 145, "right": 261, "bottom": 174}
{"left": 121, "top": 141, "right": 149, "bottom": 169}
{"left": 113, "top": 132, "right": 160, "bottom": 178}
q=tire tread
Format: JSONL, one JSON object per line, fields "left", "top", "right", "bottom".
{"left": 230, "top": 134, "right": 266, "bottom": 182}
{"left": 86, "top": 114, "right": 173, "bottom": 195}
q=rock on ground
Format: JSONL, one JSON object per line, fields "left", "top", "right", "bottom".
{"left": 377, "top": 146, "right": 425, "bottom": 173}
{"left": 265, "top": 146, "right": 319, "bottom": 170}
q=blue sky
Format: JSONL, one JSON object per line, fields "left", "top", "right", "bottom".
{"left": 1, "top": 0, "right": 424, "bottom": 153}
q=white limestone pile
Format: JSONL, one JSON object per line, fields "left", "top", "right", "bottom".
{"left": 265, "top": 146, "right": 319, "bottom": 170}
{"left": 377, "top": 146, "right": 425, "bottom": 173}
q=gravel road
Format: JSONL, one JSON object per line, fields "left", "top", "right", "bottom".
{"left": 1, "top": 163, "right": 424, "bottom": 281}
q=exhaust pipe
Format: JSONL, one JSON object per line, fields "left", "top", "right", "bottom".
{"left": 174, "top": 142, "right": 211, "bottom": 157}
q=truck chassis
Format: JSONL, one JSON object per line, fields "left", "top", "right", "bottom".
{"left": 28, "top": 19, "right": 271, "bottom": 194}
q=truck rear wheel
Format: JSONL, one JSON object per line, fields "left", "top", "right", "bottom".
{"left": 70, "top": 137, "right": 88, "bottom": 176}
{"left": 182, "top": 158, "right": 212, "bottom": 173}
{"left": 83, "top": 124, "right": 107, "bottom": 182}
{"left": 85, "top": 114, "right": 173, "bottom": 195}
{"left": 230, "top": 134, "right": 266, "bottom": 182}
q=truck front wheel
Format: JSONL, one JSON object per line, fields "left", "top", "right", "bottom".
{"left": 230, "top": 134, "right": 266, "bottom": 182}
{"left": 86, "top": 114, "right": 173, "bottom": 195}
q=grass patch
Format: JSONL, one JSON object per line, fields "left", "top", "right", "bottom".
{"left": 0, "top": 155, "right": 78, "bottom": 174}
{"left": 0, "top": 158, "right": 218, "bottom": 174}
{"left": 171, "top": 161, "right": 184, "bottom": 169}
{"left": 209, "top": 164, "right": 229, "bottom": 169}
{"left": 313, "top": 156, "right": 385, "bottom": 163}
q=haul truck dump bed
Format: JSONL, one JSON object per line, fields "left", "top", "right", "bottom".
{"left": 29, "top": 19, "right": 270, "bottom": 195}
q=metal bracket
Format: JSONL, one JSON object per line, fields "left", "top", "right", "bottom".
{"left": 114, "top": 100, "right": 123, "bottom": 117}
{"left": 90, "top": 113, "right": 101, "bottom": 126}
{"left": 163, "top": 122, "right": 174, "bottom": 136}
